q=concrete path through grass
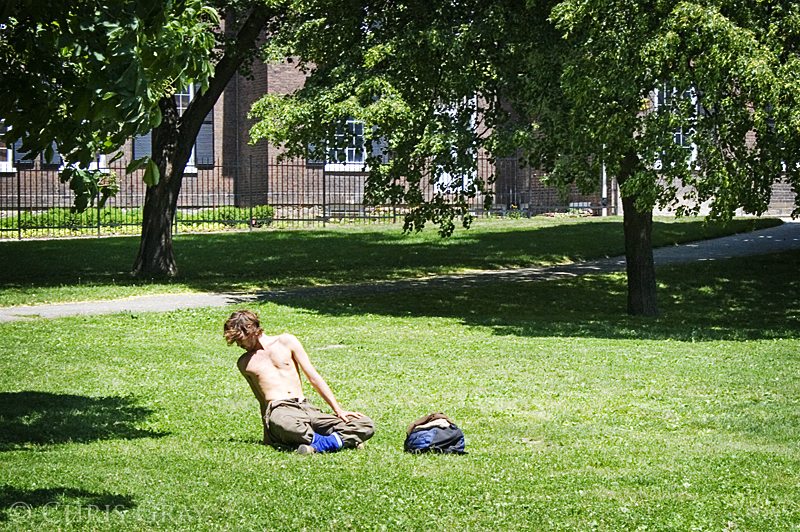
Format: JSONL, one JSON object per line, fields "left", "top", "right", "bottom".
{"left": 1, "top": 219, "right": 798, "bottom": 322}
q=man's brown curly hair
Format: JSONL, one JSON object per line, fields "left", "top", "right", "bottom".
{"left": 223, "top": 309, "right": 263, "bottom": 346}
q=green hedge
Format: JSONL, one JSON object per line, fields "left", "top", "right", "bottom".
{"left": 179, "top": 205, "right": 275, "bottom": 227}
{"left": 0, "top": 208, "right": 145, "bottom": 230}
{"left": 0, "top": 205, "right": 274, "bottom": 236}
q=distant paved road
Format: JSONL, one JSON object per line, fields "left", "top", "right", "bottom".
{"left": 1, "top": 219, "right": 798, "bottom": 322}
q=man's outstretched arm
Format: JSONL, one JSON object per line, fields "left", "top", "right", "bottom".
{"left": 286, "top": 334, "right": 363, "bottom": 422}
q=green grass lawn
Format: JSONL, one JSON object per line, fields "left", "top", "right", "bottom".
{"left": 0, "top": 216, "right": 781, "bottom": 307}
{"left": 1, "top": 242, "right": 798, "bottom": 531}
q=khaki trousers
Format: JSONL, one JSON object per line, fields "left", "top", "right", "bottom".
{"left": 264, "top": 398, "right": 374, "bottom": 449}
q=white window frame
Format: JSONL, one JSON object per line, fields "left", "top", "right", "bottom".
{"left": 434, "top": 165, "right": 476, "bottom": 194}
{"left": 0, "top": 122, "right": 12, "bottom": 173}
{"left": 433, "top": 98, "right": 477, "bottom": 194}
{"left": 325, "top": 118, "right": 367, "bottom": 172}
{"left": 86, "top": 154, "right": 109, "bottom": 171}
{"left": 1, "top": 121, "right": 110, "bottom": 172}
{"left": 175, "top": 85, "right": 198, "bottom": 174}
{"left": 62, "top": 153, "right": 109, "bottom": 172}
{"left": 653, "top": 84, "right": 699, "bottom": 167}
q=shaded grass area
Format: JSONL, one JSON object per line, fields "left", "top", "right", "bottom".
{"left": 287, "top": 248, "right": 800, "bottom": 342}
{"left": 0, "top": 216, "right": 781, "bottom": 307}
{"left": 0, "top": 392, "right": 165, "bottom": 450}
{"left": 0, "top": 486, "right": 135, "bottom": 523}
{"left": 0, "top": 249, "right": 798, "bottom": 531}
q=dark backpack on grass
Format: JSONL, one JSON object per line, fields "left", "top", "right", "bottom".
{"left": 404, "top": 413, "right": 466, "bottom": 455}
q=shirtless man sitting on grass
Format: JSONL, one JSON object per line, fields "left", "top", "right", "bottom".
{"left": 224, "top": 309, "right": 374, "bottom": 454}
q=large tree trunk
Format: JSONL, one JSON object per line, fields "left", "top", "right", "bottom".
{"left": 131, "top": 99, "right": 190, "bottom": 275}
{"left": 130, "top": 7, "right": 273, "bottom": 275}
{"left": 622, "top": 194, "right": 659, "bottom": 316}
{"left": 133, "top": 181, "right": 182, "bottom": 275}
{"left": 619, "top": 150, "right": 660, "bottom": 317}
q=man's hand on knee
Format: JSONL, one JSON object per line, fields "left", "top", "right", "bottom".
{"left": 336, "top": 410, "right": 364, "bottom": 422}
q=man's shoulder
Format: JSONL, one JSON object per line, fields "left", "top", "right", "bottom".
{"left": 274, "top": 332, "right": 300, "bottom": 346}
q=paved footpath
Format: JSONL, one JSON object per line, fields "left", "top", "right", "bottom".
{"left": 1, "top": 219, "right": 798, "bottom": 322}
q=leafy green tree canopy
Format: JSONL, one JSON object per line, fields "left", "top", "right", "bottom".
{"left": 542, "top": 0, "right": 800, "bottom": 219}
{"left": 252, "top": 0, "right": 800, "bottom": 219}
{"left": 128, "top": 0, "right": 285, "bottom": 276}
{"left": 250, "top": 0, "right": 508, "bottom": 236}
{"left": 1, "top": 0, "right": 218, "bottom": 203}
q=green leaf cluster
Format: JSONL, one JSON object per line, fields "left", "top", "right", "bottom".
{"left": 1, "top": 0, "right": 219, "bottom": 185}
{"left": 59, "top": 167, "right": 120, "bottom": 211}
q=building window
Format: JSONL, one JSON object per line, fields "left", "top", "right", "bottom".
{"left": 175, "top": 85, "right": 194, "bottom": 117}
{"left": 653, "top": 83, "right": 699, "bottom": 168}
{"left": 1, "top": 122, "right": 99, "bottom": 171}
{"left": 86, "top": 154, "right": 109, "bottom": 171}
{"left": 13, "top": 140, "right": 33, "bottom": 168}
{"left": 175, "top": 86, "right": 197, "bottom": 172}
{"left": 132, "top": 134, "right": 151, "bottom": 160}
{"left": 326, "top": 119, "right": 366, "bottom": 171}
{"left": 309, "top": 120, "right": 388, "bottom": 171}
{"left": 433, "top": 99, "right": 477, "bottom": 193}
{"left": 654, "top": 84, "right": 698, "bottom": 149}
{"left": 0, "top": 122, "right": 12, "bottom": 172}
{"left": 41, "top": 142, "right": 63, "bottom": 168}
{"left": 434, "top": 160, "right": 476, "bottom": 194}
{"left": 173, "top": 84, "right": 214, "bottom": 169}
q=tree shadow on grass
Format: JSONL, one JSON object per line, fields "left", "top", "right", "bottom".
{"left": 0, "top": 221, "right": 615, "bottom": 290}
{"left": 0, "top": 218, "right": 775, "bottom": 293}
{"left": 0, "top": 484, "right": 134, "bottom": 522}
{"left": 276, "top": 250, "right": 800, "bottom": 342}
{"left": 0, "top": 392, "right": 166, "bottom": 451}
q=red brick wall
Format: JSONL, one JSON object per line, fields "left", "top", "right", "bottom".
{"left": 220, "top": 59, "right": 308, "bottom": 206}
{"left": 768, "top": 180, "right": 797, "bottom": 216}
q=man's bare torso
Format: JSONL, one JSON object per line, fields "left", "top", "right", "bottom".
{"left": 237, "top": 334, "right": 305, "bottom": 403}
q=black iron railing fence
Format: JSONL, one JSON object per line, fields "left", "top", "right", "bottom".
{"left": 0, "top": 155, "right": 609, "bottom": 239}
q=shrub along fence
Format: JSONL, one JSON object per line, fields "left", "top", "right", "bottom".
{"left": 0, "top": 155, "right": 608, "bottom": 239}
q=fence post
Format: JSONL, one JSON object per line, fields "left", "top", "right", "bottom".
{"left": 249, "top": 156, "right": 253, "bottom": 231}
{"left": 264, "top": 155, "right": 269, "bottom": 215}
{"left": 322, "top": 167, "right": 327, "bottom": 228}
{"left": 97, "top": 189, "right": 101, "bottom": 238}
{"left": 17, "top": 169, "right": 21, "bottom": 240}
